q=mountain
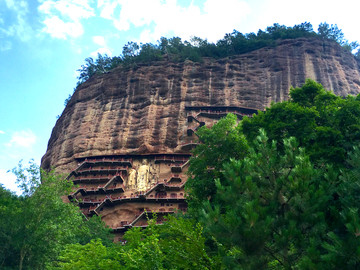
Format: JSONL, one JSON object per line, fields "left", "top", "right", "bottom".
{"left": 41, "top": 37, "right": 360, "bottom": 238}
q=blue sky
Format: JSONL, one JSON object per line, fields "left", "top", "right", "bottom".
{"left": 1, "top": 0, "right": 360, "bottom": 193}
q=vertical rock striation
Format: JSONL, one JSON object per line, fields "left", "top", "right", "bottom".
{"left": 41, "top": 38, "right": 360, "bottom": 237}
{"left": 42, "top": 38, "right": 360, "bottom": 173}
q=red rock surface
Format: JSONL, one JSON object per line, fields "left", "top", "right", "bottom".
{"left": 42, "top": 37, "right": 360, "bottom": 173}
{"left": 41, "top": 38, "right": 360, "bottom": 237}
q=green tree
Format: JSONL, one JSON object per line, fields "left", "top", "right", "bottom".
{"left": 185, "top": 80, "right": 360, "bottom": 268}
{"left": 48, "top": 239, "right": 121, "bottom": 270}
{"left": 77, "top": 53, "right": 120, "bottom": 85}
{"left": 137, "top": 43, "right": 162, "bottom": 63}
{"left": 187, "top": 127, "right": 360, "bottom": 268}
{"left": 122, "top": 215, "right": 216, "bottom": 269}
{"left": 122, "top": 41, "right": 140, "bottom": 65}
{"left": 318, "top": 22, "right": 345, "bottom": 44}
{"left": 74, "top": 23, "right": 359, "bottom": 86}
{"left": 241, "top": 79, "right": 360, "bottom": 167}
{"left": 186, "top": 113, "right": 249, "bottom": 211}
{"left": 0, "top": 186, "right": 24, "bottom": 269}
{"left": 77, "top": 57, "right": 97, "bottom": 85}
{"left": 0, "top": 161, "right": 111, "bottom": 270}
{"left": 190, "top": 131, "right": 322, "bottom": 268}
{"left": 52, "top": 215, "right": 218, "bottom": 270}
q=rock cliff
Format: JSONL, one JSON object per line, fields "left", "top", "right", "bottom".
{"left": 41, "top": 37, "right": 360, "bottom": 238}
{"left": 42, "top": 37, "right": 360, "bottom": 173}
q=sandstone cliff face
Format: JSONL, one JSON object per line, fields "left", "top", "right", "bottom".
{"left": 42, "top": 38, "right": 360, "bottom": 173}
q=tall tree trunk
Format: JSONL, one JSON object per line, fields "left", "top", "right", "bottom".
{"left": 19, "top": 247, "right": 26, "bottom": 270}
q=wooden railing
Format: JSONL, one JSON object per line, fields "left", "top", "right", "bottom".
{"left": 76, "top": 166, "right": 128, "bottom": 174}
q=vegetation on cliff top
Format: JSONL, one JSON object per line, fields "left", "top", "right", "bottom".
{"left": 62, "top": 22, "right": 359, "bottom": 107}
{"left": 3, "top": 80, "right": 360, "bottom": 269}
{"left": 75, "top": 22, "right": 359, "bottom": 87}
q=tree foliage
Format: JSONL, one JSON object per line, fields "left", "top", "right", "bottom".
{"left": 0, "top": 161, "right": 112, "bottom": 270}
{"left": 73, "top": 22, "right": 359, "bottom": 89}
{"left": 186, "top": 113, "right": 249, "bottom": 211}
{"left": 6, "top": 80, "right": 360, "bottom": 269}
{"left": 241, "top": 79, "right": 360, "bottom": 167}
{"left": 185, "top": 80, "right": 360, "bottom": 268}
{"left": 317, "top": 22, "right": 359, "bottom": 53}
{"left": 50, "top": 215, "right": 217, "bottom": 270}
{"left": 189, "top": 130, "right": 360, "bottom": 268}
{"left": 77, "top": 53, "right": 120, "bottom": 85}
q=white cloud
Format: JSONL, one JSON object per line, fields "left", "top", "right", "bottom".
{"left": 252, "top": 0, "right": 360, "bottom": 42}
{"left": 98, "top": 0, "right": 119, "bottom": 19}
{"left": 93, "top": 35, "right": 106, "bottom": 46}
{"left": 98, "top": 0, "right": 250, "bottom": 43}
{"left": 38, "top": 0, "right": 95, "bottom": 39}
{"left": 201, "top": 0, "right": 250, "bottom": 39}
{"left": 4, "top": 0, "right": 15, "bottom": 9}
{"left": 39, "top": 0, "right": 94, "bottom": 20}
{"left": 0, "top": 169, "right": 21, "bottom": 195}
{"left": 42, "top": 16, "right": 84, "bottom": 39}
{"left": 0, "top": 0, "right": 33, "bottom": 42}
{"left": 6, "top": 130, "right": 37, "bottom": 148}
{"left": 90, "top": 47, "right": 113, "bottom": 57}
{"left": 91, "top": 35, "right": 112, "bottom": 57}
{"left": 95, "top": 0, "right": 359, "bottom": 46}
{"left": 0, "top": 130, "right": 5, "bottom": 134}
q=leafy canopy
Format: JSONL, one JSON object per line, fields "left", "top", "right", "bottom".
{"left": 7, "top": 80, "right": 360, "bottom": 269}
{"left": 185, "top": 80, "right": 360, "bottom": 268}
{"left": 50, "top": 215, "right": 218, "bottom": 270}
{"left": 0, "top": 160, "right": 112, "bottom": 270}
{"left": 242, "top": 79, "right": 360, "bottom": 167}
{"left": 74, "top": 22, "right": 359, "bottom": 88}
